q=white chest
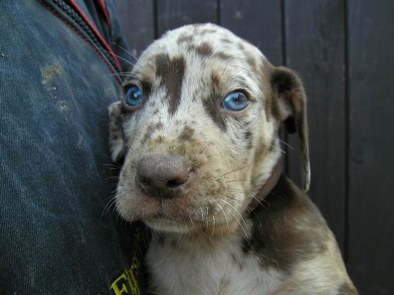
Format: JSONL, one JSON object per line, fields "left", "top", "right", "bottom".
{"left": 146, "top": 234, "right": 283, "bottom": 295}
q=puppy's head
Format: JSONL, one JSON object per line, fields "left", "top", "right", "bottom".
{"left": 109, "top": 24, "right": 310, "bottom": 234}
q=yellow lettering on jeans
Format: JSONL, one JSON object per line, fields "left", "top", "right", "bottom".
{"left": 110, "top": 273, "right": 130, "bottom": 295}
{"left": 110, "top": 254, "right": 141, "bottom": 295}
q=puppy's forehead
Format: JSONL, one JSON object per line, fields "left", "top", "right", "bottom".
{"left": 131, "top": 24, "right": 267, "bottom": 87}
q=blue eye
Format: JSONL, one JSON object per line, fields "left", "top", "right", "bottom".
{"left": 125, "top": 86, "right": 145, "bottom": 108}
{"left": 223, "top": 91, "right": 249, "bottom": 111}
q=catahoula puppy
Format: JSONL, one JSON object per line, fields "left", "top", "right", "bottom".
{"left": 108, "top": 23, "right": 357, "bottom": 295}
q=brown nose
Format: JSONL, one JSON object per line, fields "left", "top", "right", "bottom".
{"left": 136, "top": 154, "right": 189, "bottom": 199}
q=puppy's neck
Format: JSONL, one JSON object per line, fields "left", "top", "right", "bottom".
{"left": 151, "top": 220, "right": 252, "bottom": 252}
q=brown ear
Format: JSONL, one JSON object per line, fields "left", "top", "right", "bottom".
{"left": 271, "top": 66, "right": 311, "bottom": 191}
{"left": 108, "top": 101, "right": 126, "bottom": 162}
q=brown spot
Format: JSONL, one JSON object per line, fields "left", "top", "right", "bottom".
{"left": 211, "top": 73, "right": 221, "bottom": 88}
{"left": 244, "top": 130, "right": 253, "bottom": 149}
{"left": 202, "top": 95, "right": 226, "bottom": 131}
{"left": 238, "top": 42, "right": 245, "bottom": 51}
{"left": 215, "top": 52, "right": 232, "bottom": 61}
{"left": 243, "top": 176, "right": 329, "bottom": 272}
{"left": 200, "top": 28, "right": 217, "bottom": 35}
{"left": 195, "top": 42, "right": 213, "bottom": 57}
{"left": 154, "top": 135, "right": 164, "bottom": 144}
{"left": 155, "top": 54, "right": 186, "bottom": 115}
{"left": 141, "top": 122, "right": 163, "bottom": 144}
{"left": 141, "top": 80, "right": 152, "bottom": 97}
{"left": 177, "top": 34, "right": 194, "bottom": 44}
{"left": 178, "top": 126, "right": 194, "bottom": 141}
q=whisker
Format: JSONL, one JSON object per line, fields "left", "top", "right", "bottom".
{"left": 112, "top": 42, "right": 138, "bottom": 60}
{"left": 203, "top": 163, "right": 255, "bottom": 182}
{"left": 205, "top": 205, "right": 209, "bottom": 231}
{"left": 222, "top": 190, "right": 270, "bottom": 209}
{"left": 104, "top": 48, "right": 135, "bottom": 66}
{"left": 211, "top": 215, "right": 216, "bottom": 237}
{"left": 101, "top": 195, "right": 117, "bottom": 217}
{"left": 189, "top": 216, "right": 195, "bottom": 230}
{"left": 218, "top": 163, "right": 254, "bottom": 178}
{"left": 215, "top": 201, "right": 230, "bottom": 232}
{"left": 220, "top": 199, "right": 248, "bottom": 238}
{"left": 279, "top": 139, "right": 295, "bottom": 151}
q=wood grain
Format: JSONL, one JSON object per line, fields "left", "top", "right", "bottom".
{"left": 157, "top": 0, "right": 218, "bottom": 36}
{"left": 114, "top": 0, "right": 155, "bottom": 57}
{"left": 284, "top": 0, "right": 347, "bottom": 250}
{"left": 347, "top": 0, "right": 394, "bottom": 293}
{"left": 220, "top": 0, "right": 283, "bottom": 65}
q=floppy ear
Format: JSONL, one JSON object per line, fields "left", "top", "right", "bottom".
{"left": 108, "top": 101, "right": 126, "bottom": 162}
{"left": 271, "top": 66, "right": 311, "bottom": 191}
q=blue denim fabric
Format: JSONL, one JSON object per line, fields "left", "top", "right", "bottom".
{"left": 0, "top": 1, "right": 146, "bottom": 294}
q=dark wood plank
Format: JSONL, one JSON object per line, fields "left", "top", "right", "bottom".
{"left": 220, "top": 0, "right": 283, "bottom": 65}
{"left": 220, "top": 0, "right": 285, "bottom": 172}
{"left": 156, "top": 0, "right": 218, "bottom": 36}
{"left": 284, "top": 0, "right": 346, "bottom": 250}
{"left": 347, "top": 0, "right": 394, "bottom": 293}
{"left": 114, "top": 0, "right": 155, "bottom": 57}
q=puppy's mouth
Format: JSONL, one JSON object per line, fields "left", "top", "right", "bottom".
{"left": 117, "top": 153, "right": 248, "bottom": 233}
{"left": 134, "top": 180, "right": 208, "bottom": 225}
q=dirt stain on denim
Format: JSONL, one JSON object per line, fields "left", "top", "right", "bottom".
{"left": 41, "top": 63, "right": 63, "bottom": 86}
{"left": 40, "top": 63, "right": 69, "bottom": 112}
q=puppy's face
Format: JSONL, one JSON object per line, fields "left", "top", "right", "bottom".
{"left": 109, "top": 24, "right": 309, "bottom": 234}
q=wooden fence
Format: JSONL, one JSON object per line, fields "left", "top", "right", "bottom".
{"left": 114, "top": 1, "right": 394, "bottom": 293}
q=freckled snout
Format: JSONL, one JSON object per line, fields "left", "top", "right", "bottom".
{"left": 136, "top": 154, "right": 190, "bottom": 199}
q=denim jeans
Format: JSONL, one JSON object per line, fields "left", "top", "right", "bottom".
{"left": 0, "top": 1, "right": 147, "bottom": 294}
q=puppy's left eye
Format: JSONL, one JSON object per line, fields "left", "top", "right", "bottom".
{"left": 223, "top": 91, "right": 249, "bottom": 111}
{"left": 125, "top": 86, "right": 145, "bottom": 108}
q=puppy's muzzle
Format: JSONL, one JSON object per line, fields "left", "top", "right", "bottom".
{"left": 136, "top": 154, "right": 190, "bottom": 199}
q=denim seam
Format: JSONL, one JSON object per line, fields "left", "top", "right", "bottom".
{"left": 38, "top": 0, "right": 122, "bottom": 85}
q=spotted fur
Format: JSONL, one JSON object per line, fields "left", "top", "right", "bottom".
{"left": 108, "top": 24, "right": 357, "bottom": 294}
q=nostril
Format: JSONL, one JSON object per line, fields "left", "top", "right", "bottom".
{"left": 166, "top": 177, "right": 186, "bottom": 188}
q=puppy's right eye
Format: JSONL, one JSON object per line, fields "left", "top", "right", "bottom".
{"left": 125, "top": 86, "right": 145, "bottom": 108}
{"left": 223, "top": 91, "right": 249, "bottom": 112}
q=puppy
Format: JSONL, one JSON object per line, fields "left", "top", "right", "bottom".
{"left": 108, "top": 24, "right": 357, "bottom": 295}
